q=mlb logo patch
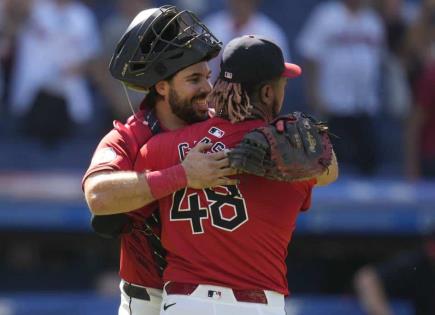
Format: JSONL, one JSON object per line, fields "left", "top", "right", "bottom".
{"left": 208, "top": 290, "right": 222, "bottom": 300}
{"left": 208, "top": 127, "right": 225, "bottom": 138}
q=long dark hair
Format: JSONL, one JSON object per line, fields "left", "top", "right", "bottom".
{"left": 208, "top": 78, "right": 278, "bottom": 122}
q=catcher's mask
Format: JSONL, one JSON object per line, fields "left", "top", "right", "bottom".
{"left": 109, "top": 5, "right": 221, "bottom": 89}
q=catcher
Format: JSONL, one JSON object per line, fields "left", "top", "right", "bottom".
{"left": 134, "top": 35, "right": 338, "bottom": 315}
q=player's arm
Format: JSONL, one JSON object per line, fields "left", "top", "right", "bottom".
{"left": 84, "top": 142, "right": 238, "bottom": 215}
{"left": 315, "top": 150, "right": 338, "bottom": 186}
{"left": 84, "top": 170, "right": 153, "bottom": 215}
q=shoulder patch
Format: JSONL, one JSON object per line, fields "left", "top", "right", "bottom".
{"left": 91, "top": 147, "right": 117, "bottom": 165}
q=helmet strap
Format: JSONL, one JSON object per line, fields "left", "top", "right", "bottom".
{"left": 121, "top": 82, "right": 150, "bottom": 125}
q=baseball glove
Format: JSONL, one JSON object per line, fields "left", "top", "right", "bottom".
{"left": 228, "top": 112, "right": 333, "bottom": 181}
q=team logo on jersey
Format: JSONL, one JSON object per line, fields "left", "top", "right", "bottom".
{"left": 177, "top": 139, "right": 228, "bottom": 161}
{"left": 208, "top": 127, "right": 225, "bottom": 138}
{"left": 91, "top": 147, "right": 117, "bottom": 165}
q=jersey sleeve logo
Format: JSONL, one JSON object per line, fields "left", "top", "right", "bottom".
{"left": 91, "top": 147, "right": 117, "bottom": 165}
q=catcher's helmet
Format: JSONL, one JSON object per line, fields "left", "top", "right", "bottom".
{"left": 109, "top": 5, "right": 221, "bottom": 89}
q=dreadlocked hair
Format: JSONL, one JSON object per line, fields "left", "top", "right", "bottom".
{"left": 209, "top": 79, "right": 252, "bottom": 123}
{"left": 209, "top": 78, "right": 276, "bottom": 123}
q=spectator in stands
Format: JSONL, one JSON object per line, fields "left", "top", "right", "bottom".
{"left": 404, "top": 61, "right": 435, "bottom": 180}
{"left": 354, "top": 231, "right": 435, "bottom": 315}
{"left": 0, "top": 0, "right": 32, "bottom": 116}
{"left": 8, "top": 0, "right": 101, "bottom": 146}
{"left": 403, "top": 0, "right": 435, "bottom": 98}
{"left": 91, "top": 0, "right": 154, "bottom": 122}
{"left": 0, "top": 1, "right": 6, "bottom": 114}
{"left": 368, "top": 0, "right": 412, "bottom": 174}
{"left": 404, "top": 0, "right": 435, "bottom": 180}
{"left": 204, "top": 0, "right": 290, "bottom": 81}
{"left": 376, "top": 0, "right": 411, "bottom": 121}
{"left": 297, "top": 0, "right": 385, "bottom": 176}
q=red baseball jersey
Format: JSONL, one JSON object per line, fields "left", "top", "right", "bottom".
{"left": 83, "top": 110, "right": 163, "bottom": 289}
{"left": 135, "top": 117, "right": 316, "bottom": 295}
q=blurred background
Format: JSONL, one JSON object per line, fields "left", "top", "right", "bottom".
{"left": 0, "top": 0, "right": 434, "bottom": 314}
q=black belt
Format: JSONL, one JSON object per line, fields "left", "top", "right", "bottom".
{"left": 123, "top": 282, "right": 151, "bottom": 301}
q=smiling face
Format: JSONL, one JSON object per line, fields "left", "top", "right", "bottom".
{"left": 167, "top": 61, "right": 213, "bottom": 124}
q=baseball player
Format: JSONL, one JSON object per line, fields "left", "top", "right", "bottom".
{"left": 134, "top": 35, "right": 338, "bottom": 315}
{"left": 83, "top": 6, "right": 235, "bottom": 315}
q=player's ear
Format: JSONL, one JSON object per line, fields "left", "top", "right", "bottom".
{"left": 259, "top": 83, "right": 274, "bottom": 106}
{"left": 155, "top": 80, "right": 170, "bottom": 97}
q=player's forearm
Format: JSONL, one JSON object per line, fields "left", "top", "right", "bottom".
{"left": 85, "top": 165, "right": 189, "bottom": 215}
{"left": 84, "top": 171, "right": 155, "bottom": 215}
{"left": 84, "top": 143, "right": 240, "bottom": 215}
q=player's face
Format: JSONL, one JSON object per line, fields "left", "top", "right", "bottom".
{"left": 271, "top": 77, "right": 288, "bottom": 116}
{"left": 168, "top": 62, "right": 213, "bottom": 124}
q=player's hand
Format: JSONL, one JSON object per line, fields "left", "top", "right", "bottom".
{"left": 182, "top": 142, "right": 238, "bottom": 189}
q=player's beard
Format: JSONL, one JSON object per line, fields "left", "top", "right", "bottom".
{"left": 168, "top": 88, "right": 209, "bottom": 124}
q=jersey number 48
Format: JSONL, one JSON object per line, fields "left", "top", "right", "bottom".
{"left": 170, "top": 185, "right": 248, "bottom": 234}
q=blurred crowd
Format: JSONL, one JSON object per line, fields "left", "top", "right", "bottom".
{"left": 0, "top": 0, "right": 434, "bottom": 180}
